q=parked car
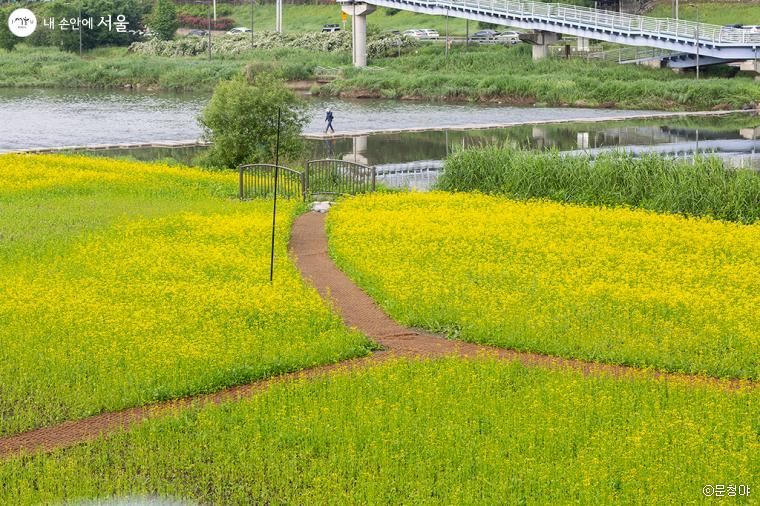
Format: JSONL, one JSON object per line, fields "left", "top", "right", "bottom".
{"left": 420, "top": 29, "right": 440, "bottom": 39}
{"left": 403, "top": 29, "right": 425, "bottom": 39}
{"left": 187, "top": 29, "right": 208, "bottom": 37}
{"left": 322, "top": 24, "right": 341, "bottom": 33}
{"left": 227, "top": 27, "right": 252, "bottom": 35}
{"left": 496, "top": 31, "right": 521, "bottom": 44}
{"left": 471, "top": 29, "right": 500, "bottom": 41}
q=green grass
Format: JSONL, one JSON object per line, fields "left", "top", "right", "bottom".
{"left": 0, "top": 44, "right": 348, "bottom": 90}
{"left": 646, "top": 2, "right": 760, "bottom": 26}
{"left": 0, "top": 154, "right": 372, "bottom": 436}
{"left": 0, "top": 358, "right": 755, "bottom": 504}
{"left": 225, "top": 3, "right": 475, "bottom": 36}
{"left": 328, "top": 192, "right": 760, "bottom": 379}
{"left": 319, "top": 43, "right": 760, "bottom": 109}
{"left": 438, "top": 148, "right": 760, "bottom": 223}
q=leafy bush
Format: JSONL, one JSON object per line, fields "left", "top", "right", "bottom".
{"left": 438, "top": 147, "right": 760, "bottom": 223}
{"left": 198, "top": 73, "right": 308, "bottom": 169}
{"left": 178, "top": 15, "right": 234, "bottom": 31}
{"left": 42, "top": 0, "right": 144, "bottom": 52}
{"left": 129, "top": 30, "right": 417, "bottom": 58}
{"left": 0, "top": 7, "right": 18, "bottom": 51}
{"left": 149, "top": 0, "right": 179, "bottom": 40}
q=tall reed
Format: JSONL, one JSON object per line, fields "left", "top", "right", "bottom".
{"left": 438, "top": 147, "right": 760, "bottom": 223}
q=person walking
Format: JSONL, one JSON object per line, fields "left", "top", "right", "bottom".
{"left": 325, "top": 108, "right": 335, "bottom": 134}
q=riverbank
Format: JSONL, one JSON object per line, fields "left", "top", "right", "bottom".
{"left": 315, "top": 45, "right": 760, "bottom": 111}
{"left": 2, "top": 44, "right": 759, "bottom": 111}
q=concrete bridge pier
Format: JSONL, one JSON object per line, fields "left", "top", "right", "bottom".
{"left": 341, "top": 3, "right": 376, "bottom": 67}
{"left": 577, "top": 37, "right": 590, "bottom": 52}
{"left": 520, "top": 31, "right": 563, "bottom": 60}
{"left": 343, "top": 135, "right": 369, "bottom": 165}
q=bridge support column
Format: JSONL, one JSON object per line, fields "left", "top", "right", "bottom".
{"left": 577, "top": 37, "right": 590, "bottom": 52}
{"left": 342, "top": 3, "right": 376, "bottom": 68}
{"left": 522, "top": 31, "right": 562, "bottom": 61}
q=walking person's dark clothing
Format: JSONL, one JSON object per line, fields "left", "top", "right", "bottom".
{"left": 325, "top": 109, "right": 335, "bottom": 133}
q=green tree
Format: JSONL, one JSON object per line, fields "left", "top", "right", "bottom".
{"left": 47, "top": 0, "right": 143, "bottom": 52}
{"left": 149, "top": 0, "right": 178, "bottom": 41}
{"left": 0, "top": 8, "right": 19, "bottom": 52}
{"left": 198, "top": 72, "right": 308, "bottom": 169}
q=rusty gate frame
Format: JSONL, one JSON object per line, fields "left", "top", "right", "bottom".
{"left": 305, "top": 159, "right": 376, "bottom": 198}
{"left": 238, "top": 164, "right": 306, "bottom": 200}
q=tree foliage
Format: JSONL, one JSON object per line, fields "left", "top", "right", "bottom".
{"left": 198, "top": 72, "right": 308, "bottom": 169}
{"left": 43, "top": 0, "right": 144, "bottom": 52}
{"left": 0, "top": 8, "right": 19, "bottom": 52}
{"left": 149, "top": 0, "right": 179, "bottom": 41}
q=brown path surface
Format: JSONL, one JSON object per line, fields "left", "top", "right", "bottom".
{"left": 0, "top": 355, "right": 385, "bottom": 460}
{"left": 0, "top": 210, "right": 750, "bottom": 461}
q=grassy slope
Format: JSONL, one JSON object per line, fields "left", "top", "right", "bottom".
{"left": 0, "top": 154, "right": 372, "bottom": 436}
{"left": 328, "top": 193, "right": 760, "bottom": 379}
{"left": 1, "top": 358, "right": 756, "bottom": 504}
{"left": 646, "top": 2, "right": 760, "bottom": 25}
{"left": 227, "top": 3, "right": 475, "bottom": 36}
{"left": 319, "top": 44, "right": 760, "bottom": 109}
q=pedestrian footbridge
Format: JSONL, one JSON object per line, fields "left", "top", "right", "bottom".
{"left": 339, "top": 0, "right": 760, "bottom": 66}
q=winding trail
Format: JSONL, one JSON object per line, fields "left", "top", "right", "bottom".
{"left": 0, "top": 211, "right": 749, "bottom": 460}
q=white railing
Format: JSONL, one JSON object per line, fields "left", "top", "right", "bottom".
{"left": 589, "top": 46, "right": 675, "bottom": 62}
{"left": 378, "top": 0, "right": 760, "bottom": 46}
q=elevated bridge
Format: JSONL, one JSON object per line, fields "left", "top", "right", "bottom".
{"left": 339, "top": 0, "right": 760, "bottom": 66}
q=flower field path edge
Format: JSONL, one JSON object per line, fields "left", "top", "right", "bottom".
{"left": 0, "top": 211, "right": 752, "bottom": 461}
{"left": 291, "top": 212, "right": 754, "bottom": 388}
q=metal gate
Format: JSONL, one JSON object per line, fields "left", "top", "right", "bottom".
{"left": 239, "top": 164, "right": 305, "bottom": 200}
{"left": 305, "top": 159, "right": 376, "bottom": 197}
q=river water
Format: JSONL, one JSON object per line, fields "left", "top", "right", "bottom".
{"left": 1, "top": 88, "right": 672, "bottom": 151}
{"left": 1, "top": 89, "right": 758, "bottom": 190}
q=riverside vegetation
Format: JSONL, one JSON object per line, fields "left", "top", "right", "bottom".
{"left": 1, "top": 40, "right": 758, "bottom": 110}
{"left": 438, "top": 148, "right": 760, "bottom": 223}
{"left": 0, "top": 154, "right": 372, "bottom": 436}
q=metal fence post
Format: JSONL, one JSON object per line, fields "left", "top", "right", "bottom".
{"left": 239, "top": 165, "right": 244, "bottom": 200}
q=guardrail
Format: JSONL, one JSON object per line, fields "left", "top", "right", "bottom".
{"left": 344, "top": 0, "right": 760, "bottom": 47}
{"left": 589, "top": 46, "right": 675, "bottom": 63}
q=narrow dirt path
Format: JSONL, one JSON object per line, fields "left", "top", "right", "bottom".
{"left": 0, "top": 210, "right": 750, "bottom": 460}
{"left": 0, "top": 355, "right": 386, "bottom": 460}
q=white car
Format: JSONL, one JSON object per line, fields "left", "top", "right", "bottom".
{"left": 421, "top": 29, "right": 440, "bottom": 40}
{"left": 227, "top": 27, "right": 252, "bottom": 35}
{"left": 497, "top": 31, "right": 521, "bottom": 44}
{"left": 403, "top": 29, "right": 425, "bottom": 39}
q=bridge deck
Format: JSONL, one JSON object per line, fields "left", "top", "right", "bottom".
{"left": 340, "top": 0, "right": 760, "bottom": 60}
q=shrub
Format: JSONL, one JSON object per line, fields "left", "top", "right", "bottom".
{"left": 198, "top": 73, "right": 308, "bottom": 169}
{"left": 44, "top": 0, "right": 143, "bottom": 52}
{"left": 178, "top": 15, "right": 234, "bottom": 31}
{"left": 0, "top": 7, "right": 18, "bottom": 52}
{"left": 149, "top": 0, "right": 179, "bottom": 41}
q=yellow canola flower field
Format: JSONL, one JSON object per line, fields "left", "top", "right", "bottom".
{"left": 1, "top": 358, "right": 757, "bottom": 504}
{"left": 328, "top": 192, "right": 760, "bottom": 379}
{"left": 0, "top": 155, "right": 371, "bottom": 436}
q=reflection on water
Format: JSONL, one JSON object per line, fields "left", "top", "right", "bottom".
{"left": 306, "top": 118, "right": 760, "bottom": 190}
{"left": 54, "top": 112, "right": 760, "bottom": 191}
